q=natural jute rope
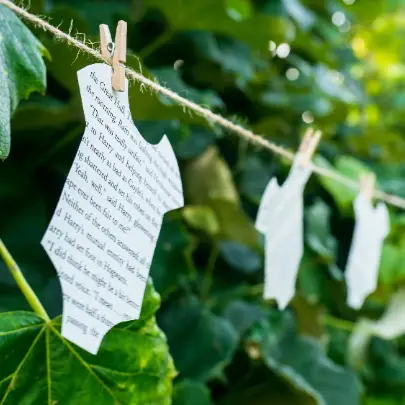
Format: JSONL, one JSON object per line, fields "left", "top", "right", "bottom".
{"left": 2, "top": 0, "right": 405, "bottom": 209}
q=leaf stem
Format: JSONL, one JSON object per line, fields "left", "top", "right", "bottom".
{"left": 322, "top": 314, "right": 354, "bottom": 332}
{"left": 0, "top": 239, "right": 50, "bottom": 321}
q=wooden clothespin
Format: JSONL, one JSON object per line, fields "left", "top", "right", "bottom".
{"left": 299, "top": 127, "right": 322, "bottom": 167}
{"left": 360, "top": 172, "right": 376, "bottom": 200}
{"left": 100, "top": 24, "right": 113, "bottom": 60}
{"left": 99, "top": 21, "right": 127, "bottom": 92}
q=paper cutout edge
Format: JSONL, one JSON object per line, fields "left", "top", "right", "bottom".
{"left": 40, "top": 62, "right": 184, "bottom": 354}
{"left": 256, "top": 156, "right": 313, "bottom": 310}
{"left": 345, "top": 192, "right": 390, "bottom": 310}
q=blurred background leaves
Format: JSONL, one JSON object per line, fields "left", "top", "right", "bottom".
{"left": 3, "top": 0, "right": 405, "bottom": 404}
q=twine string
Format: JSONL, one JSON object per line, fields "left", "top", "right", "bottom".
{"left": 1, "top": 0, "right": 405, "bottom": 209}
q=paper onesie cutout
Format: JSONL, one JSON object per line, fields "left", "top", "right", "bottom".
{"left": 41, "top": 63, "right": 184, "bottom": 354}
{"left": 256, "top": 154, "right": 312, "bottom": 310}
{"left": 345, "top": 192, "right": 389, "bottom": 310}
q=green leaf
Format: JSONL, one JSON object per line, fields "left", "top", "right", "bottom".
{"left": 305, "top": 199, "right": 337, "bottom": 262}
{"left": 315, "top": 155, "right": 372, "bottom": 214}
{"left": 152, "top": 67, "right": 224, "bottom": 109}
{"left": 11, "top": 97, "right": 81, "bottom": 133}
{"left": 187, "top": 33, "right": 256, "bottom": 89}
{"left": 0, "top": 5, "right": 47, "bottom": 160}
{"left": 249, "top": 314, "right": 361, "bottom": 405}
{"left": 297, "top": 253, "right": 327, "bottom": 304}
{"left": 173, "top": 380, "right": 214, "bottom": 405}
{"left": 0, "top": 282, "right": 175, "bottom": 405}
{"left": 183, "top": 205, "right": 220, "bottom": 236}
{"left": 239, "top": 155, "right": 276, "bottom": 203}
{"left": 271, "top": 336, "right": 361, "bottom": 405}
{"left": 49, "top": 0, "right": 130, "bottom": 34}
{"left": 150, "top": 217, "right": 195, "bottom": 298}
{"left": 223, "top": 300, "right": 266, "bottom": 335}
{"left": 144, "top": 0, "right": 293, "bottom": 51}
{"left": 219, "top": 240, "right": 261, "bottom": 274}
{"left": 181, "top": 148, "right": 260, "bottom": 247}
{"left": 126, "top": 57, "right": 206, "bottom": 125}
{"left": 210, "top": 199, "right": 259, "bottom": 248}
{"left": 366, "top": 337, "right": 405, "bottom": 394}
{"left": 4, "top": 0, "right": 405, "bottom": 402}
{"left": 158, "top": 295, "right": 238, "bottom": 381}
{"left": 184, "top": 146, "right": 239, "bottom": 205}
{"left": 176, "top": 126, "right": 217, "bottom": 160}
{"left": 378, "top": 243, "right": 405, "bottom": 288}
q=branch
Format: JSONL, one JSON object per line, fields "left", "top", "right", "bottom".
{"left": 0, "top": 239, "right": 50, "bottom": 321}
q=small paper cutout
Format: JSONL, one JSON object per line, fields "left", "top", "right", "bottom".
{"left": 345, "top": 192, "right": 389, "bottom": 310}
{"left": 255, "top": 154, "right": 312, "bottom": 310}
{"left": 41, "top": 63, "right": 184, "bottom": 354}
{"left": 372, "top": 288, "right": 405, "bottom": 340}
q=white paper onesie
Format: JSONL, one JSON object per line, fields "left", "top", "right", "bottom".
{"left": 256, "top": 155, "right": 312, "bottom": 310}
{"left": 41, "top": 63, "right": 184, "bottom": 354}
{"left": 345, "top": 192, "right": 389, "bottom": 310}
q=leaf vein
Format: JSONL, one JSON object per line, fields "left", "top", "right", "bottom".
{"left": 49, "top": 324, "right": 123, "bottom": 405}
{"left": 0, "top": 375, "right": 13, "bottom": 387}
{"left": 91, "top": 364, "right": 164, "bottom": 379}
{"left": 46, "top": 328, "right": 52, "bottom": 405}
{"left": 0, "top": 326, "right": 46, "bottom": 405}
{"left": 0, "top": 324, "right": 42, "bottom": 336}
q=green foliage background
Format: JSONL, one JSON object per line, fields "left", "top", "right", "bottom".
{"left": 2, "top": 0, "right": 405, "bottom": 404}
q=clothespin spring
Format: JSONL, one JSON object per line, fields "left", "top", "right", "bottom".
{"left": 107, "top": 42, "right": 115, "bottom": 58}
